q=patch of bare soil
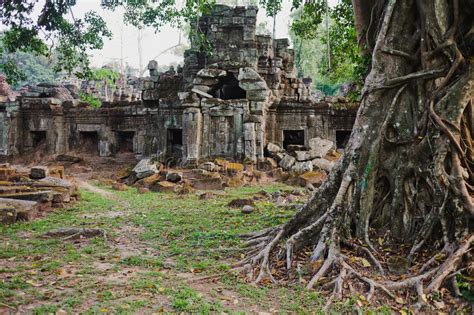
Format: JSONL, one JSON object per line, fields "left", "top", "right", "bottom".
{"left": 174, "top": 271, "right": 276, "bottom": 313}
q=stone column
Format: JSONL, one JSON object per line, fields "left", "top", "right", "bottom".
{"left": 201, "top": 105, "right": 211, "bottom": 159}
{"left": 183, "top": 107, "right": 203, "bottom": 163}
{"left": 98, "top": 127, "right": 114, "bottom": 157}
{"left": 244, "top": 122, "right": 256, "bottom": 163}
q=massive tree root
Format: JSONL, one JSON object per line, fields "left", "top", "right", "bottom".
{"left": 239, "top": 0, "right": 473, "bottom": 309}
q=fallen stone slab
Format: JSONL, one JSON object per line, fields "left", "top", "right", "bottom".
{"left": 0, "top": 205, "right": 17, "bottom": 224}
{"left": 127, "top": 159, "right": 158, "bottom": 184}
{"left": 48, "top": 166, "right": 64, "bottom": 179}
{"left": 0, "top": 185, "right": 31, "bottom": 194}
{"left": 189, "top": 177, "right": 224, "bottom": 190}
{"left": 0, "top": 167, "right": 15, "bottom": 181}
{"left": 279, "top": 154, "right": 296, "bottom": 170}
{"left": 198, "top": 162, "right": 219, "bottom": 172}
{"left": 225, "top": 162, "right": 244, "bottom": 172}
{"left": 312, "top": 158, "right": 335, "bottom": 172}
{"left": 149, "top": 181, "right": 176, "bottom": 193}
{"left": 139, "top": 173, "right": 165, "bottom": 186}
{"left": 166, "top": 172, "right": 183, "bottom": 183}
{"left": 192, "top": 88, "right": 213, "bottom": 98}
{"left": 33, "top": 177, "right": 74, "bottom": 189}
{"left": 308, "top": 137, "right": 334, "bottom": 158}
{"left": 0, "top": 190, "right": 54, "bottom": 202}
{"left": 292, "top": 161, "right": 313, "bottom": 173}
{"left": 0, "top": 198, "right": 39, "bottom": 222}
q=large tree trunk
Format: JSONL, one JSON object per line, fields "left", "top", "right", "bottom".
{"left": 241, "top": 0, "right": 473, "bottom": 308}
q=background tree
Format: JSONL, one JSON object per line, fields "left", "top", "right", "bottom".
{"left": 290, "top": 0, "right": 369, "bottom": 98}
{"left": 0, "top": 33, "right": 61, "bottom": 88}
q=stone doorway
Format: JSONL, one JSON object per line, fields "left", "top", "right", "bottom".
{"left": 283, "top": 130, "right": 304, "bottom": 149}
{"left": 167, "top": 128, "right": 183, "bottom": 158}
{"left": 79, "top": 131, "right": 99, "bottom": 154}
{"left": 210, "top": 116, "right": 235, "bottom": 157}
{"left": 31, "top": 131, "right": 46, "bottom": 148}
{"left": 117, "top": 131, "right": 134, "bottom": 153}
{"left": 336, "top": 130, "right": 351, "bottom": 149}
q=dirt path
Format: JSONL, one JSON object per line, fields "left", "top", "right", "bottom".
{"left": 76, "top": 180, "right": 271, "bottom": 313}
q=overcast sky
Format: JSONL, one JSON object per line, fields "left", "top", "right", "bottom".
{"left": 27, "top": 0, "right": 338, "bottom": 71}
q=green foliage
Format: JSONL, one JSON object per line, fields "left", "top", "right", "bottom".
{"left": 291, "top": 1, "right": 325, "bottom": 39}
{"left": 0, "top": 34, "right": 60, "bottom": 87}
{"left": 290, "top": 0, "right": 369, "bottom": 98}
{"left": 93, "top": 67, "right": 120, "bottom": 86}
{"left": 259, "top": 0, "right": 282, "bottom": 16}
{"left": 79, "top": 91, "right": 101, "bottom": 108}
{"left": 456, "top": 274, "right": 474, "bottom": 303}
{"left": 0, "top": 1, "right": 111, "bottom": 82}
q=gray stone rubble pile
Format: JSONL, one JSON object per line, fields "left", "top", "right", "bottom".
{"left": 266, "top": 137, "right": 337, "bottom": 174}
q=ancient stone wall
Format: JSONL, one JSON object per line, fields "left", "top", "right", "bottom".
{"left": 1, "top": 5, "right": 357, "bottom": 164}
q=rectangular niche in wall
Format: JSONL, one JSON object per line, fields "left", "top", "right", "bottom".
{"left": 79, "top": 131, "right": 99, "bottom": 154}
{"left": 283, "top": 130, "right": 304, "bottom": 149}
{"left": 336, "top": 130, "right": 351, "bottom": 149}
{"left": 117, "top": 131, "right": 135, "bottom": 153}
{"left": 167, "top": 128, "right": 183, "bottom": 157}
{"left": 31, "top": 131, "right": 46, "bottom": 148}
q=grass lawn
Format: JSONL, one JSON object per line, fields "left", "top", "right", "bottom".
{"left": 0, "top": 182, "right": 391, "bottom": 314}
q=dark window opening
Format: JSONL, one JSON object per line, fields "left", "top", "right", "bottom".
{"left": 210, "top": 73, "right": 246, "bottom": 100}
{"left": 336, "top": 130, "right": 351, "bottom": 149}
{"left": 117, "top": 131, "right": 134, "bottom": 153}
{"left": 79, "top": 131, "right": 99, "bottom": 154}
{"left": 31, "top": 131, "right": 46, "bottom": 148}
{"left": 167, "top": 128, "right": 183, "bottom": 158}
{"left": 283, "top": 130, "right": 304, "bottom": 150}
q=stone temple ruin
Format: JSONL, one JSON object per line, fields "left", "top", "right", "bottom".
{"left": 0, "top": 5, "right": 357, "bottom": 165}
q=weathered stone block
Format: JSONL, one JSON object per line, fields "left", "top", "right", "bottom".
{"left": 130, "top": 159, "right": 158, "bottom": 180}
{"left": 238, "top": 67, "right": 261, "bottom": 81}
{"left": 308, "top": 137, "right": 334, "bottom": 158}
{"left": 0, "top": 167, "right": 15, "bottom": 181}
{"left": 193, "top": 85, "right": 212, "bottom": 93}
{"left": 150, "top": 181, "right": 176, "bottom": 193}
{"left": 295, "top": 151, "right": 311, "bottom": 161}
{"left": 30, "top": 166, "right": 48, "bottom": 180}
{"left": 166, "top": 172, "right": 183, "bottom": 183}
{"left": 247, "top": 90, "right": 268, "bottom": 101}
{"left": 291, "top": 161, "right": 313, "bottom": 174}
{"left": 239, "top": 80, "right": 267, "bottom": 91}
{"left": 193, "top": 77, "right": 219, "bottom": 85}
{"left": 266, "top": 143, "right": 284, "bottom": 155}
{"left": 0, "top": 205, "right": 17, "bottom": 224}
{"left": 197, "top": 68, "right": 227, "bottom": 78}
{"left": 279, "top": 154, "right": 296, "bottom": 170}
{"left": 312, "top": 158, "right": 335, "bottom": 172}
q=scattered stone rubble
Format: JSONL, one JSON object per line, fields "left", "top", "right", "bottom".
{"left": 0, "top": 164, "right": 79, "bottom": 224}
{"left": 116, "top": 137, "right": 342, "bottom": 196}
{"left": 265, "top": 137, "right": 341, "bottom": 189}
